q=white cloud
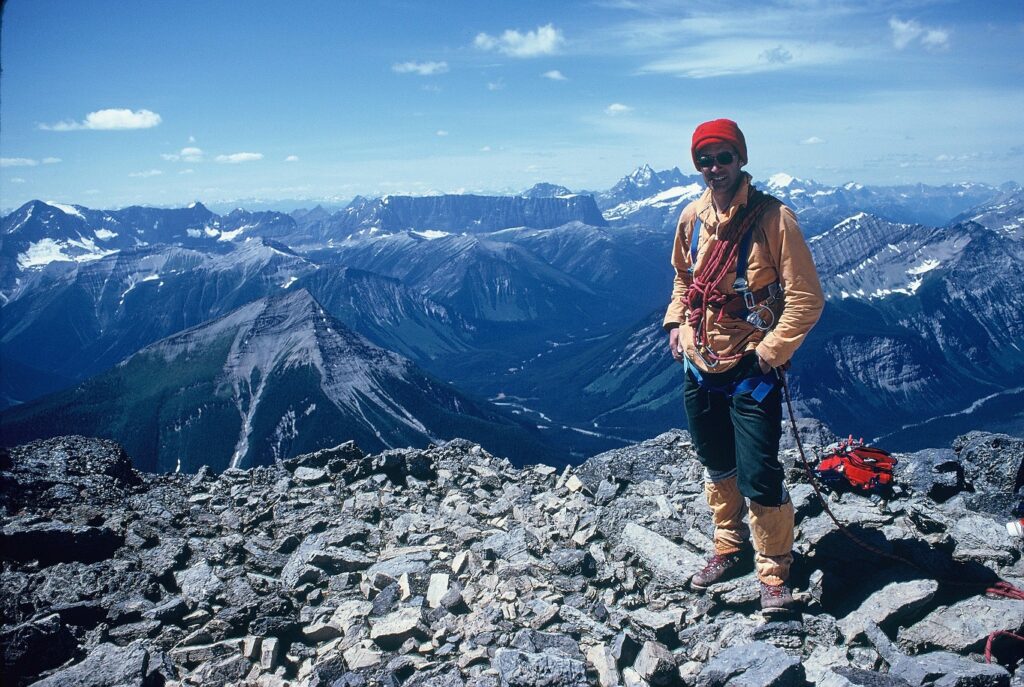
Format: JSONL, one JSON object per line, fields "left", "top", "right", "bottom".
{"left": 42, "top": 157, "right": 62, "bottom": 164}
{"left": 215, "top": 152, "right": 263, "bottom": 164}
{"left": 128, "top": 169, "right": 163, "bottom": 178}
{"left": 605, "top": 103, "right": 633, "bottom": 116}
{"left": 487, "top": 81, "right": 504, "bottom": 91}
{"left": 640, "top": 39, "right": 851, "bottom": 78}
{"left": 481, "top": 146, "right": 492, "bottom": 152}
{"left": 890, "top": 17, "right": 949, "bottom": 50}
{"left": 474, "top": 23, "right": 564, "bottom": 58}
{"left": 392, "top": 60, "right": 449, "bottom": 76}
{"left": 1, "top": 157, "right": 38, "bottom": 167}
{"left": 188, "top": 135, "right": 196, "bottom": 143}
{"left": 40, "top": 108, "right": 162, "bottom": 131}
{"left": 285, "top": 155, "right": 299, "bottom": 162}
{"left": 542, "top": 70, "right": 568, "bottom": 81}
{"left": 180, "top": 169, "right": 195, "bottom": 175}
{"left": 801, "top": 136, "right": 826, "bottom": 145}
{"left": 436, "top": 130, "right": 449, "bottom": 137}
{"left": 162, "top": 146, "right": 204, "bottom": 162}
{"left": 10, "top": 178, "right": 26, "bottom": 183}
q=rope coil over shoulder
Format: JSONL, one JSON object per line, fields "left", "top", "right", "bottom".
{"left": 684, "top": 188, "right": 783, "bottom": 368}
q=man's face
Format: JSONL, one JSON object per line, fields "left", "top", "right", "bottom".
{"left": 697, "top": 142, "right": 743, "bottom": 197}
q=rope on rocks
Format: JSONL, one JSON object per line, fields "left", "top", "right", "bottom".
{"left": 777, "top": 368, "right": 1024, "bottom": 605}
{"left": 984, "top": 630, "right": 1024, "bottom": 665}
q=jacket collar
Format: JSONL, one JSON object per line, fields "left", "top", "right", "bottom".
{"left": 698, "top": 172, "right": 753, "bottom": 236}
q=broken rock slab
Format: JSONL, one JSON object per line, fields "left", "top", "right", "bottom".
{"left": 695, "top": 641, "right": 805, "bottom": 687}
{"left": 492, "top": 648, "right": 589, "bottom": 687}
{"left": 369, "top": 607, "right": 429, "bottom": 650}
{"left": 891, "top": 651, "right": 1011, "bottom": 687}
{"left": 897, "top": 596, "right": 1024, "bottom": 654}
{"left": 31, "top": 640, "right": 154, "bottom": 687}
{"left": 620, "top": 521, "right": 703, "bottom": 587}
{"left": 838, "top": 579, "right": 939, "bottom": 642}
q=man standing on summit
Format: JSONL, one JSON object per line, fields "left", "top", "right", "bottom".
{"left": 664, "top": 119, "right": 824, "bottom": 610}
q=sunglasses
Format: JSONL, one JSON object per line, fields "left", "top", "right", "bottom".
{"left": 697, "top": 151, "right": 736, "bottom": 168}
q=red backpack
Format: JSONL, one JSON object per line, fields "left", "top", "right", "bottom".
{"left": 815, "top": 436, "right": 897, "bottom": 494}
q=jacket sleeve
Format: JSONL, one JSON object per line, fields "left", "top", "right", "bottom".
{"left": 663, "top": 205, "right": 696, "bottom": 330}
{"left": 754, "top": 204, "right": 824, "bottom": 367}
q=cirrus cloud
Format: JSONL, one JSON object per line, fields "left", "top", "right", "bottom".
{"left": 215, "top": 152, "right": 264, "bottom": 164}
{"left": 128, "top": 169, "right": 163, "bottom": 178}
{"left": 392, "top": 60, "right": 449, "bottom": 76}
{"left": 890, "top": 17, "right": 950, "bottom": 50}
{"left": 1, "top": 157, "right": 39, "bottom": 167}
{"left": 801, "top": 136, "right": 826, "bottom": 145}
{"left": 474, "top": 23, "right": 564, "bottom": 58}
{"left": 39, "top": 108, "right": 162, "bottom": 131}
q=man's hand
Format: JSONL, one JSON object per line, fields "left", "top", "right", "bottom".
{"left": 668, "top": 327, "right": 683, "bottom": 362}
{"left": 757, "top": 355, "right": 772, "bottom": 374}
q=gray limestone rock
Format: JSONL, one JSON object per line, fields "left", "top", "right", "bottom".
{"left": 817, "top": 666, "right": 914, "bottom": 686}
{"left": 896, "top": 448, "right": 965, "bottom": 502}
{"left": 838, "top": 580, "right": 939, "bottom": 642}
{"left": 576, "top": 431, "right": 694, "bottom": 491}
{"left": 0, "top": 613, "right": 76, "bottom": 685}
{"left": 619, "top": 522, "right": 703, "bottom": 587}
{"left": 949, "top": 514, "right": 1018, "bottom": 565}
{"left": 511, "top": 629, "right": 583, "bottom": 659}
{"left": 174, "top": 561, "right": 225, "bottom": 605}
{"left": 695, "top": 641, "right": 805, "bottom": 687}
{"left": 492, "top": 648, "right": 589, "bottom": 687}
{"left": 954, "top": 433, "right": 1024, "bottom": 504}
{"left": 898, "top": 597, "right": 1024, "bottom": 653}
{"left": 370, "top": 607, "right": 429, "bottom": 650}
{"left": 31, "top": 641, "right": 152, "bottom": 687}
{"left": 897, "top": 651, "right": 1011, "bottom": 687}
{"left": 632, "top": 640, "right": 679, "bottom": 686}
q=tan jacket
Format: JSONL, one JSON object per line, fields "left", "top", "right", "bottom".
{"left": 663, "top": 174, "right": 824, "bottom": 373}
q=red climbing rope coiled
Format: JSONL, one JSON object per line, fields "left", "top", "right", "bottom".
{"left": 685, "top": 191, "right": 772, "bottom": 366}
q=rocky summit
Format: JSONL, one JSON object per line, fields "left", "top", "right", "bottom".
{"left": 1, "top": 431, "right": 1023, "bottom": 686}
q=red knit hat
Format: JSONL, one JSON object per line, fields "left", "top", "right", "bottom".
{"left": 691, "top": 119, "right": 747, "bottom": 169}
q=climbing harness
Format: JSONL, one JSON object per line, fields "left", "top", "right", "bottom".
{"left": 684, "top": 188, "right": 783, "bottom": 367}
{"left": 814, "top": 436, "right": 897, "bottom": 496}
{"left": 683, "top": 355, "right": 777, "bottom": 404}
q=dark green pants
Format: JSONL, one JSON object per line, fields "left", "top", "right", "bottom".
{"left": 683, "top": 354, "right": 787, "bottom": 506}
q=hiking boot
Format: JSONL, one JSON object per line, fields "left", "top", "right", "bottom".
{"left": 691, "top": 552, "right": 747, "bottom": 590}
{"left": 759, "top": 581, "right": 795, "bottom": 610}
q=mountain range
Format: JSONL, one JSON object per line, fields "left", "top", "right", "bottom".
{"left": 2, "top": 167, "right": 1021, "bottom": 467}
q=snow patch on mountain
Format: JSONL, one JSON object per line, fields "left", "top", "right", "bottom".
{"left": 17, "top": 237, "right": 118, "bottom": 269}
{"left": 412, "top": 230, "right": 450, "bottom": 240}
{"left": 44, "top": 202, "right": 85, "bottom": 220}
{"left": 603, "top": 183, "right": 703, "bottom": 221}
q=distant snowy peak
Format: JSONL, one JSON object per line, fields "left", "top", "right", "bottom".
{"left": 603, "top": 183, "right": 704, "bottom": 222}
{"left": 627, "top": 164, "right": 656, "bottom": 186}
{"left": 599, "top": 165, "right": 701, "bottom": 209}
{"left": 950, "top": 187, "right": 1024, "bottom": 240}
{"left": 766, "top": 172, "right": 798, "bottom": 189}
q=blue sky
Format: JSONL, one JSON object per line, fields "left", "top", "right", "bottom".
{"left": 2, "top": 0, "right": 1022, "bottom": 210}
